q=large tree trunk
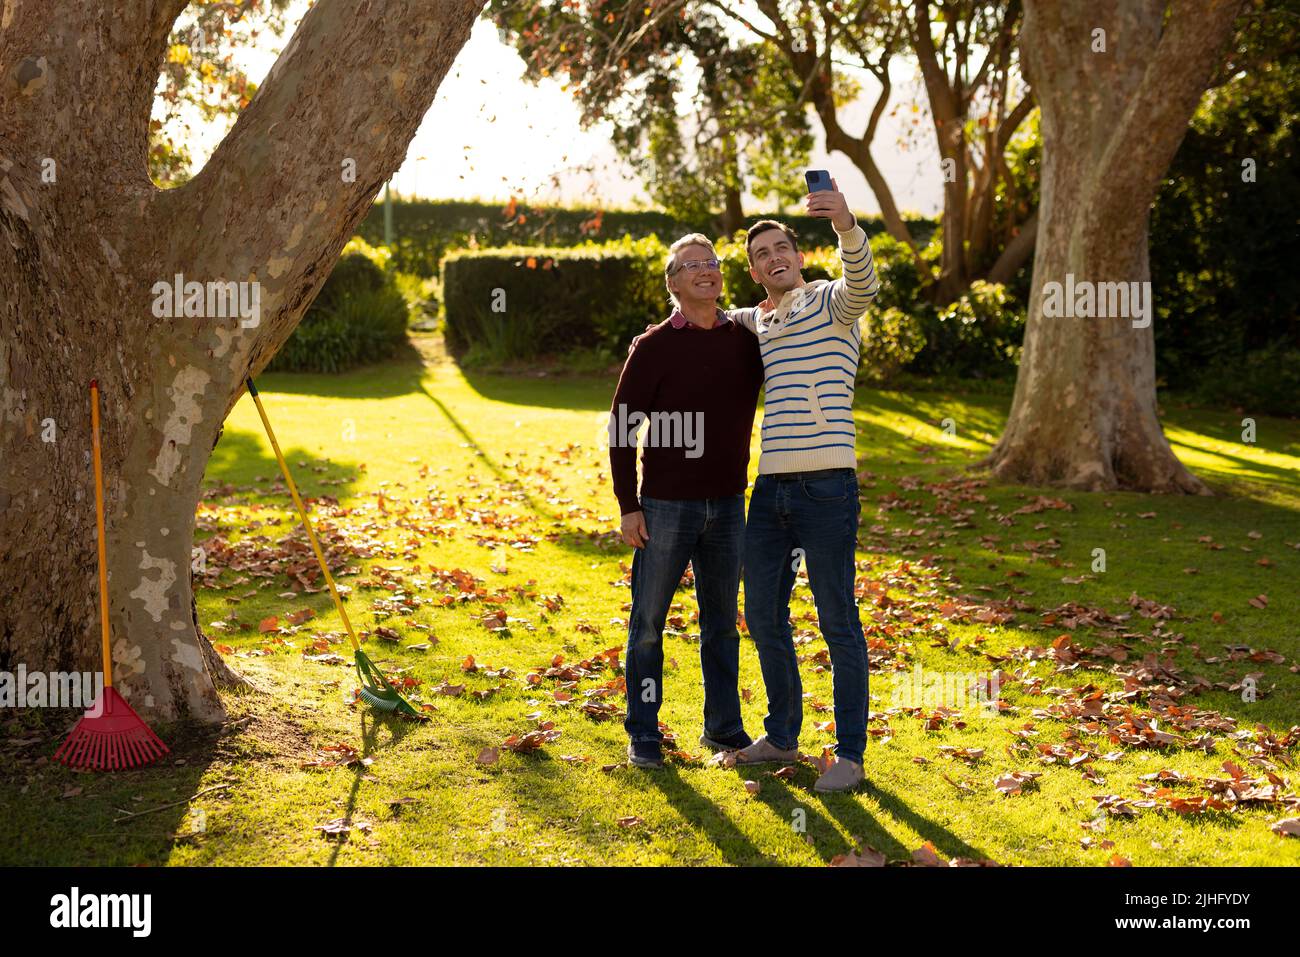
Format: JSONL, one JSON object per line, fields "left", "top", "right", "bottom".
{"left": 715, "top": 119, "right": 745, "bottom": 236}
{"left": 0, "top": 0, "right": 486, "bottom": 723}
{"left": 982, "top": 0, "right": 1242, "bottom": 492}
{"left": 718, "top": 179, "right": 745, "bottom": 236}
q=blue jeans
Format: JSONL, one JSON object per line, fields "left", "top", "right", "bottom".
{"left": 743, "top": 469, "right": 867, "bottom": 764}
{"left": 624, "top": 494, "right": 747, "bottom": 744}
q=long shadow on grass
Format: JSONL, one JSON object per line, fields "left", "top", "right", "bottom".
{"left": 250, "top": 342, "right": 429, "bottom": 400}
{"left": 1167, "top": 437, "right": 1300, "bottom": 491}
{"left": 459, "top": 366, "right": 615, "bottom": 413}
{"left": 865, "top": 781, "right": 993, "bottom": 862}
{"left": 707, "top": 764, "right": 894, "bottom": 865}
{"left": 643, "top": 765, "right": 768, "bottom": 865}
{"left": 205, "top": 426, "right": 363, "bottom": 501}
{"left": 325, "top": 708, "right": 422, "bottom": 867}
{"left": 1161, "top": 405, "right": 1300, "bottom": 457}
{"left": 418, "top": 383, "right": 560, "bottom": 523}
{"left": 0, "top": 713, "right": 227, "bottom": 865}
{"left": 418, "top": 381, "right": 628, "bottom": 566}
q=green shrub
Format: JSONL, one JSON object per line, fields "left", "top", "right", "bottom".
{"left": 870, "top": 233, "right": 937, "bottom": 315}
{"left": 360, "top": 197, "right": 938, "bottom": 278}
{"left": 858, "top": 306, "right": 928, "bottom": 383}
{"left": 1188, "top": 344, "right": 1300, "bottom": 417}
{"left": 441, "top": 232, "right": 862, "bottom": 364}
{"left": 1151, "top": 60, "right": 1300, "bottom": 392}
{"left": 269, "top": 238, "right": 411, "bottom": 373}
{"left": 442, "top": 237, "right": 668, "bottom": 361}
{"left": 316, "top": 250, "right": 386, "bottom": 307}
{"left": 857, "top": 235, "right": 1023, "bottom": 381}
{"left": 856, "top": 235, "right": 937, "bottom": 383}
{"left": 270, "top": 285, "right": 410, "bottom": 374}
{"left": 925, "top": 280, "right": 1026, "bottom": 377}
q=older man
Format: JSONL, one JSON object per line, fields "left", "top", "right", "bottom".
{"left": 608, "top": 234, "right": 763, "bottom": 769}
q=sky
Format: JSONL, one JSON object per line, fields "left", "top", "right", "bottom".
{"left": 175, "top": 7, "right": 943, "bottom": 217}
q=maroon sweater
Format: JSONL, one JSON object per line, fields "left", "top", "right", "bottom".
{"left": 609, "top": 315, "right": 763, "bottom": 515}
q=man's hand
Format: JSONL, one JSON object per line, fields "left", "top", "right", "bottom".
{"left": 620, "top": 510, "right": 650, "bottom": 549}
{"left": 806, "top": 177, "right": 855, "bottom": 232}
{"left": 627, "top": 323, "right": 659, "bottom": 356}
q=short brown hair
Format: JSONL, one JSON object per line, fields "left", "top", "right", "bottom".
{"left": 745, "top": 220, "right": 799, "bottom": 260}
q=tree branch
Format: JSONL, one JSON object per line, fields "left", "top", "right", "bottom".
{"left": 156, "top": 0, "right": 486, "bottom": 399}
{"left": 1098, "top": 0, "right": 1246, "bottom": 218}
{"left": 987, "top": 208, "right": 1038, "bottom": 284}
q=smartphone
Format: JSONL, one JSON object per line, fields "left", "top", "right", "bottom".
{"left": 805, "top": 169, "right": 833, "bottom": 193}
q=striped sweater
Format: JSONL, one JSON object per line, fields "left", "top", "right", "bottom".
{"left": 728, "top": 222, "right": 880, "bottom": 474}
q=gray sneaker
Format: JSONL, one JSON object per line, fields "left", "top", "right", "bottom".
{"left": 734, "top": 734, "right": 799, "bottom": 765}
{"left": 814, "top": 757, "right": 865, "bottom": 793}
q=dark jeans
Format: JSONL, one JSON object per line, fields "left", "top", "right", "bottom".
{"left": 743, "top": 469, "right": 867, "bottom": 764}
{"left": 624, "top": 494, "right": 747, "bottom": 744}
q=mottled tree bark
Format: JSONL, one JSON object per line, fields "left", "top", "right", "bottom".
{"left": 0, "top": 0, "right": 485, "bottom": 722}
{"left": 982, "top": 0, "right": 1242, "bottom": 492}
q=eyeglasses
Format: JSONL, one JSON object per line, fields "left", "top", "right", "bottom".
{"left": 670, "top": 257, "right": 721, "bottom": 274}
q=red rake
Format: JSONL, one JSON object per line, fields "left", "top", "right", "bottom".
{"left": 53, "top": 687, "right": 169, "bottom": 770}
{"left": 54, "top": 380, "right": 169, "bottom": 771}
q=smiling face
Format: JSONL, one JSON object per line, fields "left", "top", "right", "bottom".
{"left": 747, "top": 227, "right": 804, "bottom": 296}
{"left": 667, "top": 243, "right": 722, "bottom": 307}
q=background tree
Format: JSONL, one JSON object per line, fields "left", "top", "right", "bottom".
{"left": 489, "top": 0, "right": 813, "bottom": 235}
{"left": 981, "top": 0, "right": 1245, "bottom": 492}
{"left": 906, "top": 0, "right": 1036, "bottom": 299}
{"left": 0, "top": 0, "right": 486, "bottom": 723}
{"left": 1149, "top": 0, "right": 1299, "bottom": 409}
{"left": 151, "top": 0, "right": 292, "bottom": 185}
{"left": 492, "top": 0, "right": 1037, "bottom": 300}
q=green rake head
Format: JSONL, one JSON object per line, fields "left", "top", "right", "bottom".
{"left": 354, "top": 649, "right": 422, "bottom": 718}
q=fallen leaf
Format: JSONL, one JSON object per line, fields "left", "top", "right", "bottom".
{"left": 911, "top": 841, "right": 946, "bottom": 867}
{"left": 831, "top": 845, "right": 887, "bottom": 867}
{"left": 1271, "top": 818, "right": 1300, "bottom": 838}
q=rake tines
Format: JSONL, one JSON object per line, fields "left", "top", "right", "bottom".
{"left": 54, "top": 687, "right": 169, "bottom": 770}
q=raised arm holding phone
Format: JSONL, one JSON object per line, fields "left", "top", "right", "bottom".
{"left": 724, "top": 173, "right": 880, "bottom": 793}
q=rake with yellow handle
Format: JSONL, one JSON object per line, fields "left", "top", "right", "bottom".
{"left": 244, "top": 376, "right": 420, "bottom": 717}
{"left": 54, "top": 380, "right": 170, "bottom": 770}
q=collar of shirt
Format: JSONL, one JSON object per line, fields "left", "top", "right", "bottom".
{"left": 668, "top": 308, "right": 731, "bottom": 330}
{"left": 757, "top": 284, "right": 811, "bottom": 325}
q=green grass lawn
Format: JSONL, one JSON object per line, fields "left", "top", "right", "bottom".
{"left": 3, "top": 333, "right": 1298, "bottom": 867}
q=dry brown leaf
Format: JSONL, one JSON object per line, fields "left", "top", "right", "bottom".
{"left": 911, "top": 841, "right": 946, "bottom": 867}
{"left": 831, "top": 845, "right": 887, "bottom": 867}
{"left": 1271, "top": 818, "right": 1300, "bottom": 838}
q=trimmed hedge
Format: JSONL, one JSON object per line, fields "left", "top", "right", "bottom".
{"left": 441, "top": 233, "right": 852, "bottom": 363}
{"left": 362, "top": 197, "right": 937, "bottom": 278}
{"left": 441, "top": 237, "right": 667, "bottom": 361}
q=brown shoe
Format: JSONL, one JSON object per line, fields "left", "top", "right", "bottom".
{"left": 814, "top": 757, "right": 865, "bottom": 793}
{"left": 734, "top": 734, "right": 798, "bottom": 765}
